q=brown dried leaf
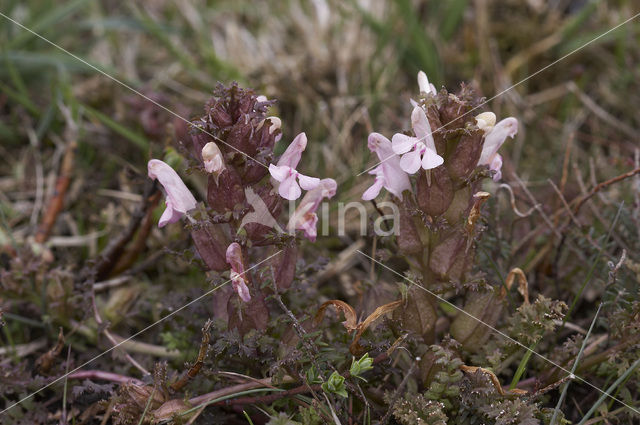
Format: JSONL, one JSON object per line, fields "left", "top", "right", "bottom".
{"left": 351, "top": 300, "right": 402, "bottom": 354}
{"left": 504, "top": 267, "right": 530, "bottom": 304}
{"left": 460, "top": 365, "right": 506, "bottom": 396}
{"left": 35, "top": 327, "right": 65, "bottom": 374}
{"left": 314, "top": 300, "right": 358, "bottom": 331}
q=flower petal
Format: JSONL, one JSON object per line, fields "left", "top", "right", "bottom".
{"left": 399, "top": 149, "right": 422, "bottom": 174}
{"left": 158, "top": 203, "right": 183, "bottom": 228}
{"left": 490, "top": 153, "right": 503, "bottom": 181}
{"left": 232, "top": 275, "right": 252, "bottom": 302}
{"left": 392, "top": 133, "right": 416, "bottom": 155}
{"left": 478, "top": 117, "right": 518, "bottom": 165}
{"left": 279, "top": 174, "right": 302, "bottom": 200}
{"left": 269, "top": 164, "right": 290, "bottom": 182}
{"left": 368, "top": 132, "right": 394, "bottom": 161}
{"left": 417, "top": 71, "right": 438, "bottom": 95}
{"left": 148, "top": 159, "right": 197, "bottom": 221}
{"left": 411, "top": 106, "right": 437, "bottom": 151}
{"left": 277, "top": 132, "right": 307, "bottom": 168}
{"left": 421, "top": 148, "right": 444, "bottom": 170}
{"left": 225, "top": 242, "right": 245, "bottom": 274}
{"left": 299, "top": 213, "right": 319, "bottom": 242}
{"left": 417, "top": 71, "right": 430, "bottom": 94}
{"left": 362, "top": 177, "right": 384, "bottom": 200}
{"left": 298, "top": 173, "right": 321, "bottom": 191}
{"left": 381, "top": 159, "right": 411, "bottom": 199}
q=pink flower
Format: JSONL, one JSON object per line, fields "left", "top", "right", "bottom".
{"left": 362, "top": 133, "right": 411, "bottom": 200}
{"left": 391, "top": 106, "right": 444, "bottom": 174}
{"left": 287, "top": 178, "right": 337, "bottom": 241}
{"left": 477, "top": 117, "right": 518, "bottom": 181}
{"left": 225, "top": 242, "right": 251, "bottom": 302}
{"left": 269, "top": 132, "right": 320, "bottom": 200}
{"left": 147, "top": 159, "right": 197, "bottom": 227}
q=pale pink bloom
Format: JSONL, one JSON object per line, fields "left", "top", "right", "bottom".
{"left": 362, "top": 133, "right": 411, "bottom": 200}
{"left": 201, "top": 142, "right": 225, "bottom": 175}
{"left": 226, "top": 242, "right": 251, "bottom": 302}
{"left": 391, "top": 106, "right": 444, "bottom": 174}
{"left": 417, "top": 71, "right": 437, "bottom": 96}
{"left": 478, "top": 117, "right": 518, "bottom": 181}
{"left": 287, "top": 178, "right": 337, "bottom": 241}
{"left": 147, "top": 159, "right": 197, "bottom": 227}
{"left": 269, "top": 132, "right": 320, "bottom": 200}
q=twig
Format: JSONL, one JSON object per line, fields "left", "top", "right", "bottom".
{"left": 67, "top": 370, "right": 143, "bottom": 385}
{"left": 93, "top": 181, "right": 159, "bottom": 280}
{"left": 34, "top": 141, "right": 76, "bottom": 244}
{"left": 573, "top": 167, "right": 640, "bottom": 216}
{"left": 170, "top": 320, "right": 212, "bottom": 392}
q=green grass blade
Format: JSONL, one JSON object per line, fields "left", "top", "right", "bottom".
{"left": 509, "top": 342, "right": 536, "bottom": 390}
{"left": 551, "top": 302, "right": 603, "bottom": 425}
{"left": 576, "top": 356, "right": 640, "bottom": 425}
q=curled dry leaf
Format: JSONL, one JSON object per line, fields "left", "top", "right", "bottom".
{"left": 460, "top": 365, "right": 529, "bottom": 396}
{"left": 460, "top": 365, "right": 506, "bottom": 396}
{"left": 314, "top": 300, "right": 358, "bottom": 331}
{"left": 503, "top": 267, "right": 530, "bottom": 305}
{"left": 35, "top": 327, "right": 65, "bottom": 374}
{"left": 351, "top": 300, "right": 402, "bottom": 354}
{"left": 314, "top": 299, "right": 402, "bottom": 354}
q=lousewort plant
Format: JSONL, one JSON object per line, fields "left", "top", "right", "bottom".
{"left": 363, "top": 71, "right": 518, "bottom": 351}
{"left": 149, "top": 83, "right": 336, "bottom": 335}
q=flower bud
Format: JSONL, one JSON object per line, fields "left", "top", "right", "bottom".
{"left": 201, "top": 142, "right": 225, "bottom": 177}
{"left": 475, "top": 112, "right": 496, "bottom": 133}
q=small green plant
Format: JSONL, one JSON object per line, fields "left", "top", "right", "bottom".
{"left": 321, "top": 371, "right": 348, "bottom": 398}
{"left": 349, "top": 353, "right": 374, "bottom": 381}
